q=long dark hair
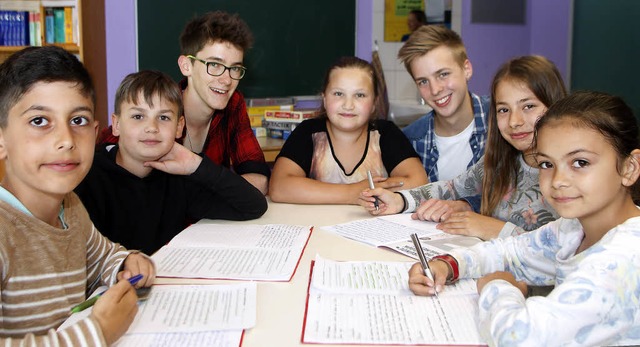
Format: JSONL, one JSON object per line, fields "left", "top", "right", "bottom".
{"left": 534, "top": 91, "right": 640, "bottom": 202}
{"left": 481, "top": 55, "right": 566, "bottom": 216}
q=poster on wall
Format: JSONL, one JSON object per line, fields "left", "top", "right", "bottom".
{"left": 384, "top": 0, "right": 424, "bottom": 42}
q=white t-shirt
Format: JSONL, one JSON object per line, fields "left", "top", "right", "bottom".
{"left": 434, "top": 121, "right": 474, "bottom": 181}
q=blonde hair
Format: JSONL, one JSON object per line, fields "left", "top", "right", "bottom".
{"left": 397, "top": 25, "right": 467, "bottom": 77}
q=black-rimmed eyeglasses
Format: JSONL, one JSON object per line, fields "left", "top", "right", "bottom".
{"left": 187, "top": 55, "right": 247, "bottom": 80}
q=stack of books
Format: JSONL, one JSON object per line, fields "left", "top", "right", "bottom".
{"left": 246, "top": 96, "right": 322, "bottom": 140}
{"left": 0, "top": 0, "right": 79, "bottom": 47}
{"left": 0, "top": 10, "right": 37, "bottom": 46}
{"left": 262, "top": 109, "right": 321, "bottom": 140}
{"left": 246, "top": 97, "right": 294, "bottom": 138}
{"left": 43, "top": 2, "right": 78, "bottom": 45}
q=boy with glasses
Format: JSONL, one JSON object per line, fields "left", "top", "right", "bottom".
{"left": 177, "top": 11, "right": 270, "bottom": 194}
{"left": 100, "top": 11, "right": 270, "bottom": 194}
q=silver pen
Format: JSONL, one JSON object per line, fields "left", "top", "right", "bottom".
{"left": 366, "top": 170, "right": 380, "bottom": 211}
{"left": 410, "top": 233, "right": 438, "bottom": 297}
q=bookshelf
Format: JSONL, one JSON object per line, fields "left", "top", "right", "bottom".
{"left": 0, "top": 0, "right": 83, "bottom": 62}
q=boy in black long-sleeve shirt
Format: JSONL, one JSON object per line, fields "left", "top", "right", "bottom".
{"left": 76, "top": 70, "right": 267, "bottom": 254}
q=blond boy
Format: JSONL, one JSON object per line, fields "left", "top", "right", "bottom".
{"left": 399, "top": 25, "right": 490, "bottom": 183}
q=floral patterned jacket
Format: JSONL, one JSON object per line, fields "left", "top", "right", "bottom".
{"left": 451, "top": 216, "right": 640, "bottom": 346}
{"left": 399, "top": 154, "right": 558, "bottom": 237}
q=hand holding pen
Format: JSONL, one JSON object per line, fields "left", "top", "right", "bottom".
{"left": 90, "top": 276, "right": 142, "bottom": 345}
{"left": 71, "top": 274, "right": 144, "bottom": 313}
{"left": 366, "top": 170, "right": 380, "bottom": 211}
{"left": 410, "top": 233, "right": 438, "bottom": 297}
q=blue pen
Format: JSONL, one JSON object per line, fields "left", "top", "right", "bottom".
{"left": 71, "top": 274, "right": 144, "bottom": 313}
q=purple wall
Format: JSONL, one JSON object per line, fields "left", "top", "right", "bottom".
{"left": 105, "top": 0, "right": 137, "bottom": 118}
{"left": 356, "top": 0, "right": 373, "bottom": 61}
{"left": 461, "top": 0, "right": 571, "bottom": 95}
{"left": 529, "top": 0, "right": 571, "bottom": 82}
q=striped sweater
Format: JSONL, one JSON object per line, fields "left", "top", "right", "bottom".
{"left": 0, "top": 193, "right": 130, "bottom": 346}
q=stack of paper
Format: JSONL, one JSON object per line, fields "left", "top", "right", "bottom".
{"left": 302, "top": 256, "right": 485, "bottom": 345}
{"left": 323, "top": 214, "right": 481, "bottom": 259}
{"left": 60, "top": 283, "right": 257, "bottom": 347}
{"left": 152, "top": 223, "right": 313, "bottom": 281}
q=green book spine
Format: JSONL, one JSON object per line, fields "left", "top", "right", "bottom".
{"left": 53, "top": 7, "right": 64, "bottom": 43}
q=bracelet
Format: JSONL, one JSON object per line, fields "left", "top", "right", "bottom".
{"left": 394, "top": 192, "right": 407, "bottom": 212}
{"left": 432, "top": 254, "right": 459, "bottom": 284}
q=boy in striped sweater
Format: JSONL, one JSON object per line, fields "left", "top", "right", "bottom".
{"left": 0, "top": 46, "right": 155, "bottom": 345}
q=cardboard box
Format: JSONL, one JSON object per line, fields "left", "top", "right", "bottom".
{"left": 246, "top": 97, "right": 294, "bottom": 107}
{"left": 264, "top": 109, "right": 321, "bottom": 122}
{"left": 246, "top": 104, "right": 294, "bottom": 116}
{"left": 267, "top": 129, "right": 291, "bottom": 140}
{"left": 252, "top": 127, "right": 266, "bottom": 137}
{"left": 262, "top": 119, "right": 299, "bottom": 131}
{"left": 249, "top": 114, "right": 264, "bottom": 127}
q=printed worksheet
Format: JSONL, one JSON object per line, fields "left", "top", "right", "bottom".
{"left": 113, "top": 331, "right": 242, "bottom": 347}
{"left": 59, "top": 283, "right": 255, "bottom": 347}
{"left": 323, "top": 214, "right": 481, "bottom": 259}
{"left": 126, "top": 284, "right": 256, "bottom": 332}
{"left": 152, "top": 224, "right": 312, "bottom": 280}
{"left": 302, "top": 256, "right": 484, "bottom": 346}
{"left": 113, "top": 330, "right": 243, "bottom": 347}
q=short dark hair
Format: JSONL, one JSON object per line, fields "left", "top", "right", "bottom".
{"left": 409, "top": 9, "right": 427, "bottom": 25}
{"left": 179, "top": 11, "right": 253, "bottom": 56}
{"left": 114, "top": 70, "right": 183, "bottom": 117}
{"left": 0, "top": 46, "right": 94, "bottom": 127}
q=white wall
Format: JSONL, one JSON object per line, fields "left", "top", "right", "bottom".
{"left": 372, "top": 1, "right": 461, "bottom": 104}
{"left": 372, "top": 1, "right": 418, "bottom": 103}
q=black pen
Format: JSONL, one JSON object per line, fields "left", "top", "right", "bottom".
{"left": 410, "top": 233, "right": 438, "bottom": 297}
{"left": 367, "top": 170, "right": 380, "bottom": 211}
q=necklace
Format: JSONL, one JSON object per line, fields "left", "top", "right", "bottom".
{"left": 186, "top": 131, "right": 195, "bottom": 152}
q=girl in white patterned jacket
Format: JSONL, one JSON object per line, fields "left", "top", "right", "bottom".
{"left": 409, "top": 91, "right": 640, "bottom": 346}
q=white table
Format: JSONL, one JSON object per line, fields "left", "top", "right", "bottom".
{"left": 156, "top": 200, "right": 414, "bottom": 347}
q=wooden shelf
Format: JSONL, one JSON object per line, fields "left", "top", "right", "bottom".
{"left": 0, "top": 43, "right": 80, "bottom": 53}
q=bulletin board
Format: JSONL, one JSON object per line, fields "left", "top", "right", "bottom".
{"left": 136, "top": 0, "right": 356, "bottom": 98}
{"left": 384, "top": 0, "right": 424, "bottom": 42}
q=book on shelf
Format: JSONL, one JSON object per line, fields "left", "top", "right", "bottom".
{"left": 44, "top": 7, "right": 53, "bottom": 43}
{"left": 52, "top": 7, "right": 64, "bottom": 43}
{"left": 0, "top": 10, "right": 34, "bottom": 46}
{"left": 63, "top": 6, "right": 72, "bottom": 43}
{"left": 301, "top": 255, "right": 485, "bottom": 345}
{"left": 44, "top": 5, "right": 78, "bottom": 45}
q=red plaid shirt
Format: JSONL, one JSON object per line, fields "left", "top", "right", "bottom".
{"left": 98, "top": 82, "right": 270, "bottom": 177}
